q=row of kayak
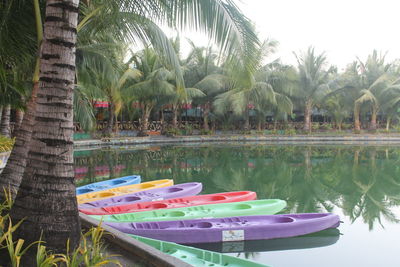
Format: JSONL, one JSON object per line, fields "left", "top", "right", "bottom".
{"left": 77, "top": 176, "right": 341, "bottom": 266}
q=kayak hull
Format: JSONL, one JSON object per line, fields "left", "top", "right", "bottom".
{"left": 81, "top": 191, "right": 257, "bottom": 215}
{"left": 189, "top": 228, "right": 341, "bottom": 253}
{"left": 79, "top": 182, "right": 202, "bottom": 209}
{"left": 76, "top": 175, "right": 141, "bottom": 195}
{"left": 130, "top": 235, "right": 269, "bottom": 267}
{"left": 77, "top": 179, "right": 173, "bottom": 204}
{"left": 93, "top": 199, "right": 287, "bottom": 223}
{"left": 106, "top": 213, "right": 340, "bottom": 244}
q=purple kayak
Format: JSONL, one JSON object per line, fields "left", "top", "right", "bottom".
{"left": 79, "top": 182, "right": 202, "bottom": 209}
{"left": 105, "top": 213, "right": 340, "bottom": 244}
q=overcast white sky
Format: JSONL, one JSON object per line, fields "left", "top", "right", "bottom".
{"left": 173, "top": 0, "right": 400, "bottom": 70}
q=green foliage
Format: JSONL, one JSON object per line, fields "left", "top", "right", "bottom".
{"left": 199, "top": 129, "right": 214, "bottom": 135}
{"left": 284, "top": 128, "right": 297, "bottom": 135}
{"left": 64, "top": 223, "right": 121, "bottom": 267}
{"left": 181, "top": 124, "right": 194, "bottom": 136}
{"left": 319, "top": 124, "right": 333, "bottom": 131}
{"left": 163, "top": 127, "right": 181, "bottom": 137}
{"left": 0, "top": 135, "right": 14, "bottom": 152}
{"left": 0, "top": 188, "right": 121, "bottom": 267}
{"left": 311, "top": 123, "right": 320, "bottom": 131}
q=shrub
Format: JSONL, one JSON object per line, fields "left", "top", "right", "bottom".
{"left": 284, "top": 128, "right": 296, "bottom": 135}
{"left": 0, "top": 135, "right": 14, "bottom": 152}
{"left": 199, "top": 129, "right": 213, "bottom": 135}
{"left": 164, "top": 127, "right": 181, "bottom": 137}
{"left": 0, "top": 188, "right": 121, "bottom": 267}
{"left": 182, "top": 124, "right": 194, "bottom": 136}
{"left": 311, "top": 123, "right": 320, "bottom": 131}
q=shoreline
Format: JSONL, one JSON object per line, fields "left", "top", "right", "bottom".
{"left": 73, "top": 134, "right": 400, "bottom": 149}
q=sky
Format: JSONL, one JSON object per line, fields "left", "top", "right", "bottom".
{"left": 172, "top": 0, "right": 400, "bottom": 70}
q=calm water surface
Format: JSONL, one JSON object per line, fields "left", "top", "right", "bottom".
{"left": 74, "top": 144, "right": 400, "bottom": 267}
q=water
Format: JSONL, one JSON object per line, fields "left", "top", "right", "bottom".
{"left": 74, "top": 144, "right": 400, "bottom": 267}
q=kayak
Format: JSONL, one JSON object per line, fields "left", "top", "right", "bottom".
{"left": 81, "top": 191, "right": 257, "bottom": 215}
{"left": 104, "top": 213, "right": 339, "bottom": 244}
{"left": 77, "top": 179, "right": 173, "bottom": 204}
{"left": 79, "top": 182, "right": 202, "bottom": 210}
{"left": 190, "top": 228, "right": 341, "bottom": 253}
{"left": 130, "top": 235, "right": 269, "bottom": 267}
{"left": 76, "top": 175, "right": 141, "bottom": 195}
{"left": 93, "top": 199, "right": 287, "bottom": 222}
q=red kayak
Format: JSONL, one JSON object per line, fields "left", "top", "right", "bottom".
{"left": 80, "top": 191, "right": 257, "bottom": 215}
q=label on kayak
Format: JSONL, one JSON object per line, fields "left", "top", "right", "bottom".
{"left": 222, "top": 230, "right": 244, "bottom": 242}
{"left": 151, "top": 198, "right": 164, "bottom": 201}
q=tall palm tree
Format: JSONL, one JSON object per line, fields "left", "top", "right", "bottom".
{"left": 185, "top": 42, "right": 228, "bottom": 130}
{"left": 214, "top": 40, "right": 293, "bottom": 130}
{"left": 294, "top": 47, "right": 331, "bottom": 132}
{"left": 77, "top": 40, "right": 140, "bottom": 135}
{"left": 123, "top": 48, "right": 176, "bottom": 136}
{"left": 0, "top": 0, "right": 44, "bottom": 200}
{"left": 330, "top": 51, "right": 394, "bottom": 132}
{"left": 10, "top": 0, "right": 81, "bottom": 262}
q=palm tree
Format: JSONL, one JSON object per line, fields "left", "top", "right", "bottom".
{"left": 214, "top": 40, "right": 293, "bottom": 130}
{"left": 331, "top": 51, "right": 393, "bottom": 132}
{"left": 10, "top": 0, "right": 81, "bottom": 261}
{"left": 77, "top": 40, "right": 139, "bottom": 135}
{"left": 185, "top": 42, "right": 228, "bottom": 130}
{"left": 294, "top": 47, "right": 331, "bottom": 132}
{"left": 123, "top": 48, "right": 176, "bottom": 136}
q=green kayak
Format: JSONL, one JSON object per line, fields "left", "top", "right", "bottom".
{"left": 130, "top": 234, "right": 270, "bottom": 267}
{"left": 90, "top": 199, "right": 286, "bottom": 222}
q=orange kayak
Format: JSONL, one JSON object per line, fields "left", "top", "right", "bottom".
{"left": 77, "top": 179, "right": 173, "bottom": 204}
{"left": 80, "top": 191, "right": 257, "bottom": 215}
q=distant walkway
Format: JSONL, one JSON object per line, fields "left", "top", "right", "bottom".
{"left": 74, "top": 134, "right": 400, "bottom": 149}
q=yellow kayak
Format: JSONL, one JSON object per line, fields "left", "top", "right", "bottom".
{"left": 77, "top": 179, "right": 173, "bottom": 204}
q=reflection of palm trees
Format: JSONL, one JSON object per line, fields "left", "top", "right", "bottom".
{"left": 340, "top": 147, "right": 400, "bottom": 230}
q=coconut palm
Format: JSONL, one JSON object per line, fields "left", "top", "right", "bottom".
{"left": 184, "top": 42, "right": 229, "bottom": 130}
{"left": 214, "top": 40, "right": 293, "bottom": 130}
{"left": 294, "top": 47, "right": 331, "bottom": 132}
{"left": 330, "top": 51, "right": 394, "bottom": 132}
{"left": 9, "top": 0, "right": 82, "bottom": 262}
{"left": 123, "top": 48, "right": 176, "bottom": 136}
{"left": 77, "top": 40, "right": 140, "bottom": 135}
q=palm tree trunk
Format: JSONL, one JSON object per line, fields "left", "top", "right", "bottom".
{"left": 10, "top": 0, "right": 81, "bottom": 261}
{"left": 172, "top": 104, "right": 178, "bottom": 128}
{"left": 203, "top": 103, "right": 210, "bottom": 131}
{"left": 257, "top": 113, "right": 264, "bottom": 131}
{"left": 386, "top": 116, "right": 391, "bottom": 131}
{"left": 244, "top": 108, "right": 250, "bottom": 130}
{"left": 0, "top": 104, "right": 11, "bottom": 137}
{"left": 0, "top": 82, "right": 39, "bottom": 201}
{"left": 0, "top": 106, "right": 3, "bottom": 125}
{"left": 354, "top": 103, "right": 361, "bottom": 133}
{"left": 14, "top": 109, "right": 24, "bottom": 131}
{"left": 104, "top": 102, "right": 114, "bottom": 135}
{"left": 139, "top": 105, "right": 151, "bottom": 136}
{"left": 160, "top": 109, "right": 165, "bottom": 132}
{"left": 369, "top": 105, "right": 378, "bottom": 131}
{"left": 303, "top": 99, "right": 312, "bottom": 132}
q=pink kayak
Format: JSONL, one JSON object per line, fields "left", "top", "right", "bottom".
{"left": 80, "top": 191, "right": 257, "bottom": 215}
